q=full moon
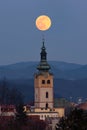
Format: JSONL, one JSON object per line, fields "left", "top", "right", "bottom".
{"left": 35, "top": 15, "right": 52, "bottom": 31}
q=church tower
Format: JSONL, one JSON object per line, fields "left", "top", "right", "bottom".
{"left": 34, "top": 39, "right": 53, "bottom": 109}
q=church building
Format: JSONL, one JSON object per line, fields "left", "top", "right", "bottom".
{"left": 26, "top": 39, "right": 65, "bottom": 120}
{"left": 34, "top": 39, "right": 53, "bottom": 109}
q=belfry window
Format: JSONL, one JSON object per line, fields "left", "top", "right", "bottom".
{"left": 46, "top": 92, "right": 48, "bottom": 98}
{"left": 42, "top": 80, "right": 45, "bottom": 84}
{"left": 47, "top": 80, "right": 50, "bottom": 84}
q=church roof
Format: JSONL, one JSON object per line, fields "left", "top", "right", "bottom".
{"left": 77, "top": 102, "right": 87, "bottom": 110}
{"left": 54, "top": 98, "right": 71, "bottom": 108}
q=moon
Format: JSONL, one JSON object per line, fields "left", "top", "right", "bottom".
{"left": 35, "top": 15, "right": 52, "bottom": 31}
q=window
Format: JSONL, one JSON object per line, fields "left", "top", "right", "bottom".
{"left": 46, "top": 92, "right": 48, "bottom": 98}
{"left": 50, "top": 109, "right": 52, "bottom": 111}
{"left": 46, "top": 103, "right": 48, "bottom": 109}
{"left": 47, "top": 80, "right": 50, "bottom": 84}
{"left": 42, "top": 80, "right": 45, "bottom": 84}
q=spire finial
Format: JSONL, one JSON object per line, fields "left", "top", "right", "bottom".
{"left": 42, "top": 33, "right": 45, "bottom": 47}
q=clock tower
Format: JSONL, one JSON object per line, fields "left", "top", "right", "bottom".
{"left": 34, "top": 39, "right": 53, "bottom": 109}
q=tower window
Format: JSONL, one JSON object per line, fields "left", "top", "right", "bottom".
{"left": 46, "top": 103, "right": 48, "bottom": 109}
{"left": 42, "top": 80, "right": 45, "bottom": 84}
{"left": 47, "top": 80, "right": 50, "bottom": 84}
{"left": 46, "top": 92, "right": 48, "bottom": 98}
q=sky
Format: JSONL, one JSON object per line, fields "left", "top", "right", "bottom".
{"left": 0, "top": 0, "right": 87, "bottom": 65}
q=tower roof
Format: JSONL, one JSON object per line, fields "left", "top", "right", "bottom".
{"left": 37, "top": 39, "right": 51, "bottom": 72}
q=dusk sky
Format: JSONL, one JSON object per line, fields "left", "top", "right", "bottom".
{"left": 0, "top": 0, "right": 87, "bottom": 65}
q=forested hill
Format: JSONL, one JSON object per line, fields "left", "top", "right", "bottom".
{"left": 0, "top": 61, "right": 87, "bottom": 103}
{"left": 0, "top": 61, "right": 87, "bottom": 80}
{"left": 0, "top": 78, "right": 87, "bottom": 103}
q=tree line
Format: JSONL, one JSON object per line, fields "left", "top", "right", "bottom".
{"left": 0, "top": 79, "right": 47, "bottom": 130}
{"left": 0, "top": 78, "right": 23, "bottom": 105}
{"left": 56, "top": 108, "right": 87, "bottom": 130}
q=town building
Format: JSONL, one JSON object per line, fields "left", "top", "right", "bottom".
{"left": 0, "top": 105, "right": 16, "bottom": 117}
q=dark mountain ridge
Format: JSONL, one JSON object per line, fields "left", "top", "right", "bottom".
{"left": 0, "top": 61, "right": 87, "bottom": 103}
{"left": 0, "top": 61, "right": 86, "bottom": 80}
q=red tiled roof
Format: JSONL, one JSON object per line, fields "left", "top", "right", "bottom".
{"left": 77, "top": 102, "right": 87, "bottom": 110}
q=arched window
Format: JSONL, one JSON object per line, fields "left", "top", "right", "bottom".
{"left": 46, "top": 92, "right": 48, "bottom": 98}
{"left": 42, "top": 80, "right": 45, "bottom": 84}
{"left": 47, "top": 80, "right": 50, "bottom": 84}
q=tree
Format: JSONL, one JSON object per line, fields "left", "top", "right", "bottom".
{"left": 9, "top": 88, "right": 24, "bottom": 105}
{"left": 15, "top": 104, "right": 27, "bottom": 125}
{"left": 0, "top": 78, "right": 9, "bottom": 104}
{"left": 56, "top": 108, "right": 87, "bottom": 130}
{"left": 0, "top": 78, "right": 24, "bottom": 105}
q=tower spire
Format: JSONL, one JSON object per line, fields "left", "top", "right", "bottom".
{"left": 42, "top": 34, "right": 45, "bottom": 49}
{"left": 42, "top": 34, "right": 45, "bottom": 44}
{"left": 42, "top": 39, "right": 45, "bottom": 48}
{"left": 37, "top": 39, "right": 51, "bottom": 72}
